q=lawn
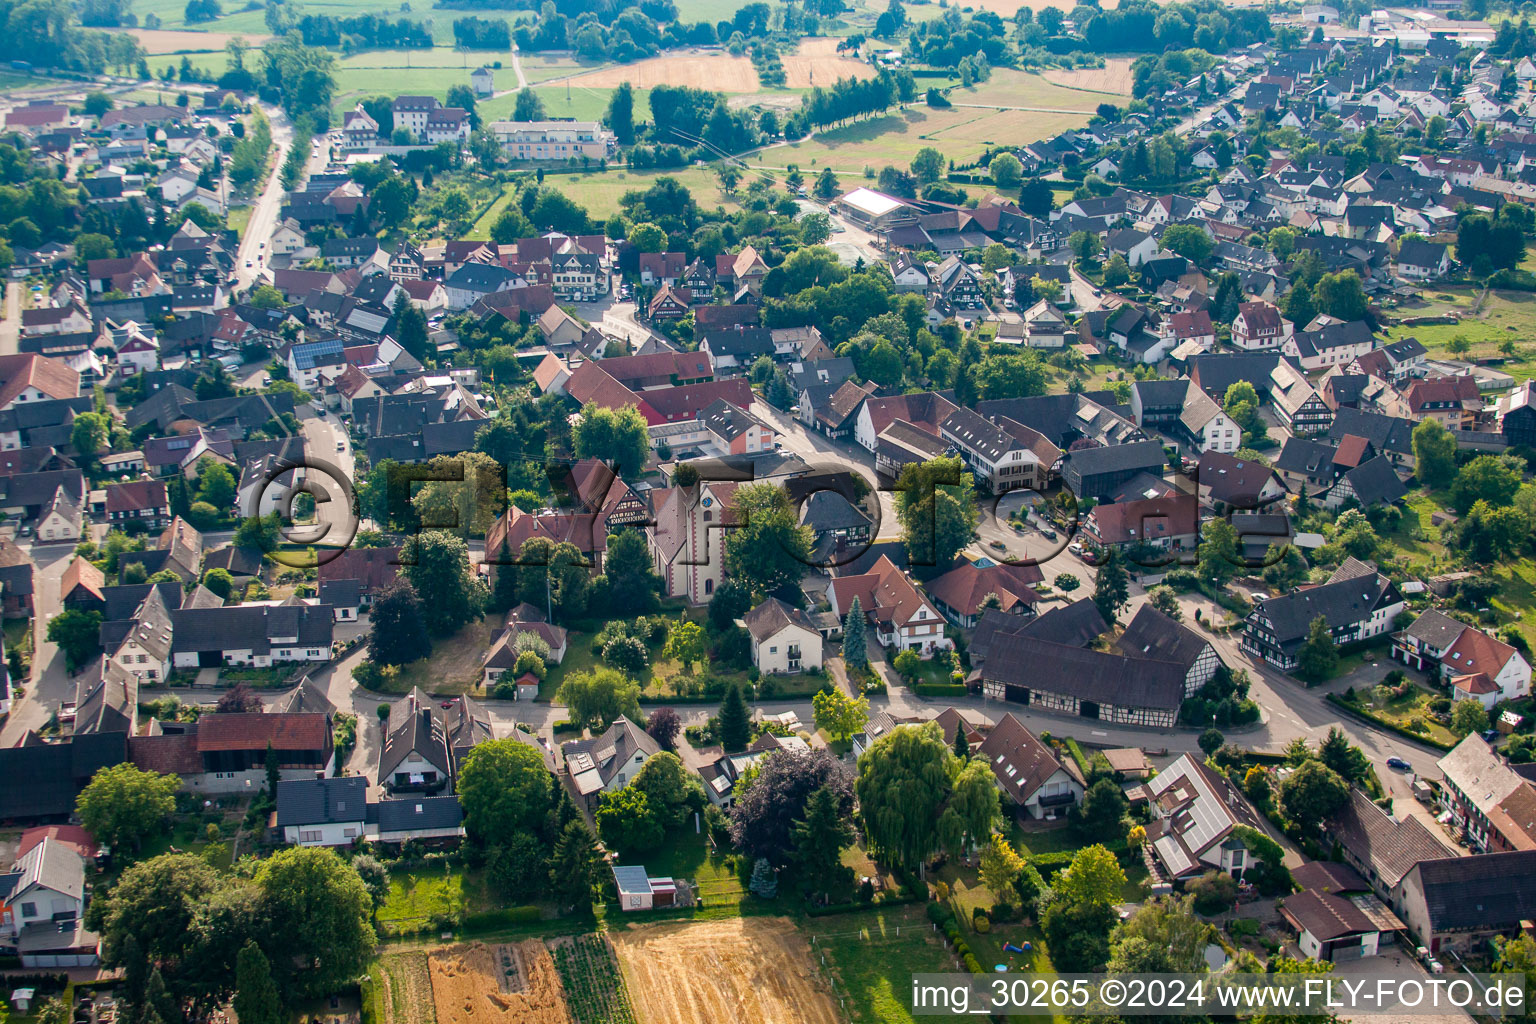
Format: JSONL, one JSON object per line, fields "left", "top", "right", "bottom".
{"left": 1489, "top": 558, "right": 1536, "bottom": 652}
{"left": 1339, "top": 682, "right": 1458, "bottom": 748}
{"left": 478, "top": 82, "right": 622, "bottom": 124}
{"left": 135, "top": 813, "right": 238, "bottom": 871}
{"left": 951, "top": 67, "right": 1129, "bottom": 109}
{"left": 226, "top": 204, "right": 252, "bottom": 239}
{"left": 1385, "top": 287, "right": 1536, "bottom": 385}
{"left": 1384, "top": 492, "right": 1453, "bottom": 572}
{"left": 742, "top": 103, "right": 1092, "bottom": 175}
{"left": 621, "top": 829, "right": 749, "bottom": 921}
{"left": 806, "top": 903, "right": 956, "bottom": 1024}
{"left": 364, "top": 618, "right": 501, "bottom": 695}
{"left": 376, "top": 864, "right": 493, "bottom": 936}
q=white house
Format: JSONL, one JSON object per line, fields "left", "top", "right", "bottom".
{"left": 562, "top": 717, "right": 659, "bottom": 809}
{"left": 742, "top": 597, "right": 823, "bottom": 675}
{"left": 978, "top": 713, "right": 1083, "bottom": 820}
{"left": 1143, "top": 753, "right": 1269, "bottom": 881}
{"left": 827, "top": 554, "right": 952, "bottom": 654}
{"left": 275, "top": 777, "right": 369, "bottom": 846}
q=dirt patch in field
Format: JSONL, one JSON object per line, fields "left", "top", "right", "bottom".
{"left": 561, "top": 50, "right": 760, "bottom": 92}
{"left": 780, "top": 36, "right": 873, "bottom": 88}
{"left": 610, "top": 917, "right": 839, "bottom": 1024}
{"left": 1043, "top": 57, "right": 1135, "bottom": 97}
{"left": 93, "top": 27, "right": 270, "bottom": 53}
{"left": 427, "top": 942, "right": 569, "bottom": 1024}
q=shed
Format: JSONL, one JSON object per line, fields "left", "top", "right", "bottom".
{"left": 515, "top": 672, "right": 539, "bottom": 701}
{"left": 611, "top": 864, "right": 675, "bottom": 911}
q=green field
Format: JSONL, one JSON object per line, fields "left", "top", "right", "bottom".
{"left": 1385, "top": 286, "right": 1536, "bottom": 385}
{"left": 376, "top": 864, "right": 494, "bottom": 936}
{"left": 469, "top": 164, "right": 740, "bottom": 234}
{"left": 478, "top": 81, "right": 626, "bottom": 124}
{"left": 954, "top": 67, "right": 1130, "bottom": 109}
{"left": 809, "top": 904, "right": 957, "bottom": 1024}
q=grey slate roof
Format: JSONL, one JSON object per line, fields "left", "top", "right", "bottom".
{"left": 1118, "top": 605, "right": 1214, "bottom": 673}
{"left": 374, "top": 795, "right": 464, "bottom": 833}
{"left": 742, "top": 597, "right": 819, "bottom": 643}
{"left": 275, "top": 776, "right": 368, "bottom": 827}
{"left": 1401, "top": 609, "right": 1468, "bottom": 650}
{"left": 1251, "top": 570, "right": 1399, "bottom": 646}
{"left": 1411, "top": 850, "right": 1536, "bottom": 932}
{"left": 983, "top": 634, "right": 1187, "bottom": 710}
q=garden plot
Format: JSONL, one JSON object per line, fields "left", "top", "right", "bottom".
{"left": 378, "top": 951, "right": 437, "bottom": 1024}
{"left": 610, "top": 917, "right": 839, "bottom": 1024}
{"left": 549, "top": 934, "right": 636, "bottom": 1024}
{"left": 427, "top": 941, "right": 569, "bottom": 1024}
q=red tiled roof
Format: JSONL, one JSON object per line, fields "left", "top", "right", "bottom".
{"left": 128, "top": 732, "right": 204, "bottom": 775}
{"left": 0, "top": 353, "right": 81, "bottom": 409}
{"left": 196, "top": 713, "right": 330, "bottom": 752}
{"left": 1333, "top": 433, "right": 1370, "bottom": 468}
{"left": 105, "top": 479, "right": 167, "bottom": 513}
{"left": 1444, "top": 626, "right": 1517, "bottom": 681}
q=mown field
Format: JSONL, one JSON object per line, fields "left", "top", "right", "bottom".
{"left": 1384, "top": 286, "right": 1536, "bottom": 385}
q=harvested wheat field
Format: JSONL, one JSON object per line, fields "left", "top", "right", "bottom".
{"left": 780, "top": 37, "right": 874, "bottom": 88}
{"left": 611, "top": 917, "right": 839, "bottom": 1024}
{"left": 427, "top": 941, "right": 570, "bottom": 1024}
{"left": 561, "top": 50, "right": 760, "bottom": 92}
{"left": 102, "top": 27, "right": 270, "bottom": 53}
{"left": 1043, "top": 57, "right": 1135, "bottom": 97}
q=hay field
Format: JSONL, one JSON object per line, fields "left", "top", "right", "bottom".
{"left": 610, "top": 917, "right": 839, "bottom": 1024}
{"left": 954, "top": 67, "right": 1126, "bottom": 109}
{"left": 780, "top": 36, "right": 873, "bottom": 88}
{"left": 930, "top": 107, "right": 1093, "bottom": 146}
{"left": 86, "top": 26, "right": 267, "bottom": 53}
{"left": 427, "top": 942, "right": 569, "bottom": 1024}
{"left": 559, "top": 50, "right": 760, "bottom": 91}
{"left": 1042, "top": 57, "right": 1136, "bottom": 97}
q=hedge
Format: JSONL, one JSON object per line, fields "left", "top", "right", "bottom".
{"left": 915, "top": 682, "right": 968, "bottom": 697}
{"left": 804, "top": 893, "right": 919, "bottom": 917}
{"left": 551, "top": 720, "right": 579, "bottom": 735}
{"left": 460, "top": 905, "right": 543, "bottom": 932}
{"left": 1325, "top": 694, "right": 1454, "bottom": 751}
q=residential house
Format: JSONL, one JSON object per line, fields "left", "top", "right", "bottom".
{"left": 0, "top": 837, "right": 96, "bottom": 967}
{"left": 1242, "top": 558, "right": 1406, "bottom": 672}
{"left": 104, "top": 479, "right": 169, "bottom": 530}
{"left": 827, "top": 555, "right": 952, "bottom": 654}
{"left": 978, "top": 713, "right": 1082, "bottom": 820}
{"left": 742, "top": 597, "right": 823, "bottom": 675}
{"left": 923, "top": 558, "right": 1041, "bottom": 628}
{"left": 562, "top": 716, "right": 659, "bottom": 809}
{"left": 940, "top": 407, "right": 1060, "bottom": 495}
{"left": 1058, "top": 440, "right": 1166, "bottom": 501}
{"left": 1081, "top": 493, "right": 1199, "bottom": 560}
{"left": 1115, "top": 604, "right": 1223, "bottom": 698}
{"left": 275, "top": 776, "right": 369, "bottom": 846}
{"left": 1142, "top": 753, "right": 1269, "bottom": 883}
{"left": 1233, "top": 300, "right": 1292, "bottom": 351}
{"left": 980, "top": 626, "right": 1187, "bottom": 727}
{"left": 1436, "top": 735, "right": 1536, "bottom": 853}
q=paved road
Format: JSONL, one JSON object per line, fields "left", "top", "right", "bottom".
{"left": 295, "top": 410, "right": 358, "bottom": 547}
{"left": 0, "top": 541, "right": 81, "bottom": 745}
{"left": 0, "top": 281, "right": 20, "bottom": 356}
{"left": 233, "top": 104, "right": 295, "bottom": 293}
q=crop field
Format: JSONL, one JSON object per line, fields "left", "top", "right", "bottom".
{"left": 550, "top": 934, "right": 638, "bottom": 1024}
{"left": 518, "top": 54, "right": 596, "bottom": 85}
{"left": 1042, "top": 57, "right": 1136, "bottom": 97}
{"left": 427, "top": 942, "right": 570, "bottom": 1024}
{"left": 610, "top": 917, "right": 840, "bottom": 1024}
{"left": 83, "top": 26, "right": 267, "bottom": 54}
{"left": 781, "top": 37, "right": 876, "bottom": 88}
{"left": 377, "top": 951, "right": 437, "bottom": 1024}
{"left": 549, "top": 38, "right": 869, "bottom": 93}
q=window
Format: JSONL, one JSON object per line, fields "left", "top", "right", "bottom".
{"left": 299, "top": 830, "right": 322, "bottom": 843}
{"left": 20, "top": 902, "right": 37, "bottom": 918}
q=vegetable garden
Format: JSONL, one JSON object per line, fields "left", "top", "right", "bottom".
{"left": 549, "top": 934, "right": 638, "bottom": 1024}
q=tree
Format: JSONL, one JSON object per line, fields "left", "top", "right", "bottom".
{"left": 557, "top": 668, "right": 642, "bottom": 733}
{"left": 367, "top": 579, "right": 432, "bottom": 667}
{"left": 1296, "top": 614, "right": 1339, "bottom": 682}
{"left": 1079, "top": 777, "right": 1129, "bottom": 840}
{"left": 646, "top": 707, "right": 681, "bottom": 751}
{"left": 1451, "top": 698, "right": 1490, "bottom": 739}
{"left": 1055, "top": 842, "right": 1126, "bottom": 908}
{"left": 1452, "top": 454, "right": 1524, "bottom": 513}
{"left": 1413, "top": 418, "right": 1457, "bottom": 489}
{"left": 215, "top": 683, "right": 264, "bottom": 714}
{"left": 814, "top": 166, "right": 839, "bottom": 200}
{"left": 841, "top": 595, "right": 868, "bottom": 669}
{"left": 1249, "top": 956, "right": 1344, "bottom": 1024}
{"left": 1113, "top": 894, "right": 1212, "bottom": 974}
{"left": 457, "top": 738, "right": 557, "bottom": 848}
{"left": 235, "top": 511, "right": 281, "bottom": 553}
{"left": 628, "top": 221, "right": 667, "bottom": 253}
{"left": 1092, "top": 547, "right": 1130, "bottom": 623}
{"left": 1189, "top": 868, "right": 1238, "bottom": 913}
{"left": 393, "top": 292, "right": 429, "bottom": 362}
{"left": 910, "top": 146, "right": 945, "bottom": 183}
{"left": 513, "top": 88, "right": 546, "bottom": 121}
{"left": 1161, "top": 223, "right": 1214, "bottom": 264}
{"left": 792, "top": 785, "right": 856, "bottom": 902}
{"left": 1147, "top": 585, "right": 1182, "bottom": 621}
{"left": 892, "top": 648, "right": 920, "bottom": 680}
{"left": 1314, "top": 270, "right": 1369, "bottom": 321}
{"left": 1054, "top": 573, "right": 1081, "bottom": 593}
{"left": 978, "top": 832, "right": 1025, "bottom": 895}
{"left": 662, "top": 619, "right": 706, "bottom": 672}
{"left": 401, "top": 531, "right": 486, "bottom": 636}
{"left": 255, "top": 848, "right": 375, "bottom": 998}
{"left": 1198, "top": 517, "right": 1241, "bottom": 586}
{"left": 573, "top": 403, "right": 649, "bottom": 477}
{"left": 596, "top": 786, "right": 663, "bottom": 853}
{"left": 989, "top": 152, "right": 1023, "bottom": 189}
{"left": 1199, "top": 727, "right": 1225, "bottom": 757}
{"left": 1019, "top": 177, "right": 1054, "bottom": 218}
{"left": 719, "top": 681, "right": 752, "bottom": 751}
{"left": 895, "top": 457, "right": 978, "bottom": 569}
{"left": 1317, "top": 727, "right": 1369, "bottom": 784}
{"left": 548, "top": 819, "right": 603, "bottom": 910}
{"left": 1278, "top": 758, "right": 1349, "bottom": 829}
{"left": 196, "top": 458, "right": 236, "bottom": 510}
{"left": 724, "top": 484, "right": 812, "bottom": 597}
{"left": 813, "top": 688, "right": 869, "bottom": 743}
{"left": 949, "top": 757, "right": 1000, "bottom": 851}
{"left": 77, "top": 763, "right": 177, "bottom": 853}
{"left": 856, "top": 722, "right": 959, "bottom": 870}
{"left": 72, "top": 411, "right": 109, "bottom": 462}
{"left": 47, "top": 609, "right": 102, "bottom": 671}
{"left": 1044, "top": 897, "right": 1119, "bottom": 972}
{"left": 1494, "top": 933, "right": 1536, "bottom": 1024}
{"left": 1102, "top": 253, "right": 1131, "bottom": 287}
{"left": 632, "top": 751, "right": 706, "bottom": 830}
{"left": 606, "top": 82, "right": 635, "bottom": 146}
{"left": 233, "top": 942, "right": 281, "bottom": 1024}
{"left": 352, "top": 855, "right": 390, "bottom": 910}
{"left": 731, "top": 748, "right": 854, "bottom": 866}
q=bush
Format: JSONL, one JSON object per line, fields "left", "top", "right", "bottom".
{"left": 552, "top": 720, "right": 579, "bottom": 735}
{"left": 926, "top": 902, "right": 954, "bottom": 926}
{"left": 972, "top": 913, "right": 991, "bottom": 933}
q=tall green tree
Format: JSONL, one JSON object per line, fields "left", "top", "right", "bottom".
{"left": 573, "top": 404, "right": 649, "bottom": 477}
{"left": 455, "top": 738, "right": 557, "bottom": 848}
{"left": 233, "top": 941, "right": 281, "bottom": 1024}
{"left": 723, "top": 484, "right": 813, "bottom": 597}
{"left": 255, "top": 848, "right": 375, "bottom": 998}
{"left": 1277, "top": 759, "right": 1348, "bottom": 829}
{"left": 400, "top": 530, "right": 487, "bottom": 636}
{"left": 1412, "top": 417, "right": 1457, "bottom": 489}
{"left": 76, "top": 763, "right": 177, "bottom": 853}
{"left": 855, "top": 722, "right": 960, "bottom": 870}
{"left": 548, "top": 819, "right": 604, "bottom": 910}
{"left": 842, "top": 595, "right": 867, "bottom": 668}
{"left": 1296, "top": 615, "right": 1339, "bottom": 682}
{"left": 895, "top": 457, "right": 978, "bottom": 569}
{"left": 556, "top": 668, "right": 642, "bottom": 733}
{"left": 392, "top": 290, "right": 429, "bottom": 362}
{"left": 1092, "top": 546, "right": 1130, "bottom": 623}
{"left": 718, "top": 681, "right": 752, "bottom": 752}
{"left": 366, "top": 579, "right": 432, "bottom": 667}
{"left": 606, "top": 82, "right": 635, "bottom": 145}
{"left": 791, "top": 785, "right": 856, "bottom": 903}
